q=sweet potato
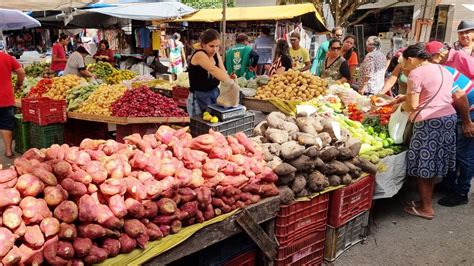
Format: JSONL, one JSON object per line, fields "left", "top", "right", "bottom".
{"left": 102, "top": 238, "right": 121, "bottom": 257}
{"left": 52, "top": 161, "right": 72, "bottom": 178}
{"left": 124, "top": 219, "right": 146, "bottom": 238}
{"left": 0, "top": 187, "right": 21, "bottom": 208}
{"left": 180, "top": 201, "right": 198, "bottom": 217}
{"left": 78, "top": 224, "right": 118, "bottom": 239}
{"left": 124, "top": 177, "right": 148, "bottom": 200}
{"left": 20, "top": 197, "right": 51, "bottom": 224}
{"left": 54, "top": 200, "right": 78, "bottom": 223}
{"left": 57, "top": 241, "right": 74, "bottom": 260}
{"left": 0, "top": 227, "right": 15, "bottom": 257}
{"left": 84, "top": 245, "right": 108, "bottom": 264}
{"left": 69, "top": 169, "right": 92, "bottom": 185}
{"left": 61, "top": 178, "right": 87, "bottom": 197}
{"left": 137, "top": 233, "right": 150, "bottom": 249}
{"left": 43, "top": 235, "right": 70, "bottom": 265}
{"left": 0, "top": 168, "right": 17, "bottom": 183}
{"left": 291, "top": 175, "right": 307, "bottom": 194}
{"left": 108, "top": 194, "right": 128, "bottom": 218}
{"left": 0, "top": 177, "right": 17, "bottom": 189}
{"left": 320, "top": 146, "right": 339, "bottom": 162}
{"left": 119, "top": 233, "right": 137, "bottom": 253}
{"left": 73, "top": 237, "right": 92, "bottom": 257}
{"left": 100, "top": 178, "right": 127, "bottom": 196}
{"left": 85, "top": 161, "right": 108, "bottom": 184}
{"left": 18, "top": 244, "right": 44, "bottom": 265}
{"left": 170, "top": 220, "right": 182, "bottom": 234}
{"left": 146, "top": 223, "right": 163, "bottom": 241}
{"left": 143, "top": 200, "right": 158, "bottom": 218}
{"left": 177, "top": 187, "right": 196, "bottom": 202}
{"left": 13, "top": 222, "right": 26, "bottom": 238}
{"left": 2, "top": 206, "right": 22, "bottom": 230}
{"left": 96, "top": 203, "right": 123, "bottom": 229}
{"left": 14, "top": 157, "right": 33, "bottom": 175}
{"left": 156, "top": 197, "right": 177, "bottom": 215}
{"left": 31, "top": 166, "right": 57, "bottom": 186}
{"left": 143, "top": 178, "right": 164, "bottom": 198}
{"left": 72, "top": 259, "right": 85, "bottom": 266}
{"left": 203, "top": 204, "right": 215, "bottom": 221}
{"left": 44, "top": 185, "right": 68, "bottom": 207}
{"left": 2, "top": 246, "right": 21, "bottom": 266}
{"left": 307, "top": 170, "right": 329, "bottom": 192}
{"left": 78, "top": 194, "right": 98, "bottom": 223}
{"left": 125, "top": 198, "right": 145, "bottom": 218}
{"left": 40, "top": 217, "right": 60, "bottom": 237}
{"left": 25, "top": 225, "right": 45, "bottom": 248}
{"left": 59, "top": 223, "right": 77, "bottom": 240}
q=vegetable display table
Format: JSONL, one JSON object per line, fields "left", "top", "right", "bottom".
{"left": 243, "top": 97, "right": 279, "bottom": 113}
{"left": 141, "top": 196, "right": 280, "bottom": 265}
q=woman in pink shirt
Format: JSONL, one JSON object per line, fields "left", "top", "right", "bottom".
{"left": 50, "top": 34, "right": 69, "bottom": 74}
{"left": 400, "top": 43, "right": 456, "bottom": 220}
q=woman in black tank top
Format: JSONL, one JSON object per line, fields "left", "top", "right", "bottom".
{"left": 187, "top": 29, "right": 235, "bottom": 116}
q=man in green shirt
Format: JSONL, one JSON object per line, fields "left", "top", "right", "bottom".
{"left": 225, "top": 34, "right": 259, "bottom": 79}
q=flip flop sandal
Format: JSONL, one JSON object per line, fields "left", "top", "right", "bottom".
{"left": 404, "top": 206, "right": 434, "bottom": 220}
{"left": 4, "top": 153, "right": 14, "bottom": 159}
{"left": 405, "top": 200, "right": 421, "bottom": 208}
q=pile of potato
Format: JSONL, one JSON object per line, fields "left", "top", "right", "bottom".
{"left": 76, "top": 84, "right": 127, "bottom": 116}
{"left": 251, "top": 112, "right": 377, "bottom": 204}
{"left": 254, "top": 70, "right": 328, "bottom": 101}
{"left": 43, "top": 75, "right": 86, "bottom": 100}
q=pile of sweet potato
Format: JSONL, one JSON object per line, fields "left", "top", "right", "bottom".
{"left": 252, "top": 112, "right": 377, "bottom": 204}
{"left": 0, "top": 126, "right": 278, "bottom": 265}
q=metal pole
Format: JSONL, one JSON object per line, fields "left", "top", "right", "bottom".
{"left": 221, "top": 0, "right": 227, "bottom": 57}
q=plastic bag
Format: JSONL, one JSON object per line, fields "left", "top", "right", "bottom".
{"left": 373, "top": 151, "right": 407, "bottom": 199}
{"left": 388, "top": 104, "right": 410, "bottom": 144}
{"left": 217, "top": 80, "right": 240, "bottom": 108}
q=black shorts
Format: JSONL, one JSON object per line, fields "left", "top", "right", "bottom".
{"left": 0, "top": 106, "right": 15, "bottom": 131}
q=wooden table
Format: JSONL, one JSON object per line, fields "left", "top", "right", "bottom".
{"left": 144, "top": 196, "right": 280, "bottom": 265}
{"left": 242, "top": 97, "right": 278, "bottom": 113}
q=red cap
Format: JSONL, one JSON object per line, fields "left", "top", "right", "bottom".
{"left": 425, "top": 41, "right": 446, "bottom": 55}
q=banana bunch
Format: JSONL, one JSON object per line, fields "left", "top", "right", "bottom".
{"left": 76, "top": 84, "right": 127, "bottom": 116}
{"left": 106, "top": 70, "right": 136, "bottom": 85}
{"left": 87, "top": 62, "right": 115, "bottom": 80}
{"left": 66, "top": 84, "right": 98, "bottom": 111}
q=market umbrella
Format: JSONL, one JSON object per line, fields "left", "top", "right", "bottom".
{"left": 0, "top": 8, "right": 41, "bottom": 30}
{"left": 85, "top": 2, "right": 196, "bottom": 21}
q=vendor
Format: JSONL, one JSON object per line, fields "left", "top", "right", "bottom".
{"left": 50, "top": 34, "right": 69, "bottom": 75}
{"left": 319, "top": 39, "right": 350, "bottom": 83}
{"left": 63, "top": 46, "right": 95, "bottom": 78}
{"left": 225, "top": 34, "right": 259, "bottom": 79}
{"left": 188, "top": 29, "right": 239, "bottom": 116}
{"left": 93, "top": 40, "right": 115, "bottom": 64}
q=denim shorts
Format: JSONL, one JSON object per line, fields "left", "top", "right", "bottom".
{"left": 0, "top": 106, "right": 15, "bottom": 131}
{"left": 186, "top": 88, "right": 219, "bottom": 117}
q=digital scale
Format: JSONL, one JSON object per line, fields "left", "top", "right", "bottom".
{"left": 207, "top": 104, "right": 246, "bottom": 121}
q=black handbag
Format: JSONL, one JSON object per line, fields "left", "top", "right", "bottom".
{"left": 403, "top": 65, "right": 445, "bottom": 144}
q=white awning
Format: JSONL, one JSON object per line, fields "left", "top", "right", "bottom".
{"left": 0, "top": 1, "right": 95, "bottom": 11}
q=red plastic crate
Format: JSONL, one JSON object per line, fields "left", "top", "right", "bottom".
{"left": 21, "top": 97, "right": 67, "bottom": 125}
{"left": 275, "top": 193, "right": 329, "bottom": 248}
{"left": 224, "top": 250, "right": 256, "bottom": 266}
{"left": 172, "top": 86, "right": 189, "bottom": 107}
{"left": 275, "top": 229, "right": 326, "bottom": 266}
{"left": 328, "top": 175, "right": 375, "bottom": 227}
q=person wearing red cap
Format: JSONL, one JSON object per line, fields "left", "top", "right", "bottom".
{"left": 425, "top": 41, "right": 474, "bottom": 80}
{"left": 453, "top": 20, "right": 474, "bottom": 57}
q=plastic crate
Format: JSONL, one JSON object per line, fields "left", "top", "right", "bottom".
{"left": 275, "top": 193, "right": 329, "bottom": 248}
{"left": 198, "top": 233, "right": 256, "bottom": 266}
{"left": 172, "top": 86, "right": 189, "bottom": 107}
{"left": 328, "top": 175, "right": 375, "bottom": 227}
{"left": 190, "top": 112, "right": 255, "bottom": 137}
{"left": 21, "top": 97, "right": 67, "bottom": 125}
{"left": 275, "top": 229, "right": 326, "bottom": 266}
{"left": 224, "top": 250, "right": 256, "bottom": 266}
{"left": 324, "top": 211, "right": 370, "bottom": 262}
{"left": 30, "top": 123, "right": 64, "bottom": 148}
{"left": 14, "top": 114, "right": 30, "bottom": 154}
{"left": 208, "top": 104, "right": 246, "bottom": 121}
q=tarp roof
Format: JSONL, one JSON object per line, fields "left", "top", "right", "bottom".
{"left": 175, "top": 3, "right": 327, "bottom": 32}
{"left": 0, "top": 1, "right": 95, "bottom": 11}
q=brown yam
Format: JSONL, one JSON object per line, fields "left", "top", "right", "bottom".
{"left": 291, "top": 175, "right": 307, "bottom": 194}
{"left": 304, "top": 146, "right": 321, "bottom": 158}
{"left": 341, "top": 174, "right": 353, "bottom": 185}
{"left": 326, "top": 161, "right": 350, "bottom": 175}
{"left": 318, "top": 132, "right": 332, "bottom": 146}
{"left": 264, "top": 128, "right": 289, "bottom": 144}
{"left": 276, "top": 172, "right": 295, "bottom": 186}
{"left": 355, "top": 158, "right": 378, "bottom": 175}
{"left": 337, "top": 147, "right": 355, "bottom": 160}
{"left": 288, "top": 155, "right": 313, "bottom": 171}
{"left": 261, "top": 143, "right": 281, "bottom": 161}
{"left": 307, "top": 170, "right": 329, "bottom": 192}
{"left": 328, "top": 175, "right": 341, "bottom": 186}
{"left": 345, "top": 138, "right": 362, "bottom": 156}
{"left": 253, "top": 121, "right": 268, "bottom": 136}
{"left": 280, "top": 141, "right": 305, "bottom": 160}
{"left": 296, "top": 133, "right": 322, "bottom": 147}
{"left": 320, "top": 146, "right": 339, "bottom": 162}
{"left": 278, "top": 186, "right": 295, "bottom": 204}
{"left": 273, "top": 163, "right": 296, "bottom": 176}
{"left": 296, "top": 117, "right": 318, "bottom": 135}
{"left": 295, "top": 188, "right": 310, "bottom": 198}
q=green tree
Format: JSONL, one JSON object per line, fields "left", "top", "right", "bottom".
{"left": 181, "top": 0, "right": 235, "bottom": 9}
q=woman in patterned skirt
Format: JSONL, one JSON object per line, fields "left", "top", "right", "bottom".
{"left": 399, "top": 43, "right": 457, "bottom": 220}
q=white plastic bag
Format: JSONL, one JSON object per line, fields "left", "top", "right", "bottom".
{"left": 388, "top": 104, "right": 410, "bottom": 144}
{"left": 373, "top": 151, "right": 407, "bottom": 199}
{"left": 217, "top": 80, "right": 240, "bottom": 108}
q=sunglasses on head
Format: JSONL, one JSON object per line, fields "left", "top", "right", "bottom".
{"left": 335, "top": 34, "right": 343, "bottom": 38}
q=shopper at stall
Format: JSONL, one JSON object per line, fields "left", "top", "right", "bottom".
{"left": 50, "top": 33, "right": 69, "bottom": 75}
{"left": 267, "top": 39, "right": 292, "bottom": 76}
{"left": 0, "top": 50, "right": 25, "bottom": 159}
{"left": 63, "top": 46, "right": 95, "bottom": 78}
{"left": 399, "top": 43, "right": 456, "bottom": 220}
{"left": 382, "top": 49, "right": 408, "bottom": 95}
{"left": 188, "top": 29, "right": 239, "bottom": 116}
{"left": 425, "top": 41, "right": 474, "bottom": 80}
{"left": 358, "top": 36, "right": 386, "bottom": 95}
{"left": 289, "top": 32, "right": 311, "bottom": 72}
{"left": 93, "top": 39, "right": 115, "bottom": 64}
{"left": 168, "top": 33, "right": 186, "bottom": 77}
{"left": 319, "top": 39, "right": 350, "bottom": 83}
{"left": 341, "top": 35, "right": 359, "bottom": 84}
{"left": 254, "top": 27, "right": 275, "bottom": 75}
{"left": 452, "top": 21, "right": 474, "bottom": 57}
{"left": 311, "top": 26, "right": 343, "bottom": 75}
{"left": 225, "top": 34, "right": 259, "bottom": 79}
